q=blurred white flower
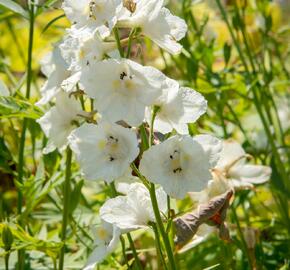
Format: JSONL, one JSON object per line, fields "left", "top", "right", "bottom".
{"left": 80, "top": 58, "right": 164, "bottom": 126}
{"left": 0, "top": 80, "right": 9, "bottom": 96}
{"left": 68, "top": 122, "right": 139, "bottom": 182}
{"left": 100, "top": 183, "right": 167, "bottom": 232}
{"left": 37, "top": 92, "right": 83, "bottom": 154}
{"left": 84, "top": 221, "right": 121, "bottom": 270}
{"left": 62, "top": 0, "right": 122, "bottom": 38}
{"left": 36, "top": 47, "right": 71, "bottom": 106}
{"left": 118, "top": 0, "right": 188, "bottom": 54}
{"left": 60, "top": 28, "right": 116, "bottom": 72}
{"left": 139, "top": 135, "right": 222, "bottom": 199}
{"left": 146, "top": 78, "right": 207, "bottom": 134}
{"left": 215, "top": 139, "right": 272, "bottom": 189}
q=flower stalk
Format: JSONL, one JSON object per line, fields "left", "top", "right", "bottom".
{"left": 149, "top": 183, "right": 177, "bottom": 270}
{"left": 58, "top": 147, "right": 73, "bottom": 270}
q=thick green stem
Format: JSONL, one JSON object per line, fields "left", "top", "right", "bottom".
{"left": 58, "top": 148, "right": 73, "bottom": 270}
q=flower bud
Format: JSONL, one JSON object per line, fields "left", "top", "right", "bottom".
{"left": 2, "top": 225, "right": 13, "bottom": 251}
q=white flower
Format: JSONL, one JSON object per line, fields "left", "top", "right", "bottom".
{"left": 37, "top": 92, "right": 84, "bottom": 154}
{"left": 100, "top": 183, "right": 167, "bottom": 232}
{"left": 68, "top": 122, "right": 139, "bottom": 182}
{"left": 139, "top": 135, "right": 222, "bottom": 199}
{"left": 117, "top": 0, "right": 188, "bottom": 54}
{"left": 62, "top": 0, "right": 122, "bottom": 38}
{"left": 215, "top": 139, "right": 272, "bottom": 189}
{"left": 36, "top": 47, "right": 71, "bottom": 105}
{"left": 60, "top": 28, "right": 116, "bottom": 72}
{"left": 80, "top": 58, "right": 164, "bottom": 126}
{"left": 84, "top": 221, "right": 121, "bottom": 270}
{"left": 146, "top": 78, "right": 207, "bottom": 134}
{"left": 0, "top": 79, "right": 9, "bottom": 96}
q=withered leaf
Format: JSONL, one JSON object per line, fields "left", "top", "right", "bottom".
{"left": 174, "top": 190, "right": 233, "bottom": 248}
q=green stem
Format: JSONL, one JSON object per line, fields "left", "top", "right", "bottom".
{"left": 149, "top": 184, "right": 176, "bottom": 270}
{"left": 232, "top": 207, "right": 253, "bottom": 269}
{"left": 149, "top": 106, "right": 160, "bottom": 147}
{"left": 126, "top": 28, "right": 136, "bottom": 58}
{"left": 17, "top": 2, "right": 35, "bottom": 269}
{"left": 58, "top": 147, "right": 73, "bottom": 270}
{"left": 127, "top": 233, "right": 143, "bottom": 270}
{"left": 139, "top": 124, "right": 149, "bottom": 152}
{"left": 120, "top": 235, "right": 129, "bottom": 267}
{"left": 5, "top": 253, "right": 9, "bottom": 270}
{"left": 151, "top": 223, "right": 168, "bottom": 270}
{"left": 113, "top": 28, "right": 124, "bottom": 58}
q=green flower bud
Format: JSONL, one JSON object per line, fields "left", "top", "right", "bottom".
{"left": 2, "top": 225, "right": 13, "bottom": 251}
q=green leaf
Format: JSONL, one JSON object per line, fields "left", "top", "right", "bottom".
{"left": 223, "top": 43, "right": 231, "bottom": 66}
{"left": 41, "top": 14, "right": 65, "bottom": 34}
{"left": 0, "top": 0, "right": 29, "bottom": 19}
{"left": 69, "top": 180, "right": 84, "bottom": 215}
{"left": 0, "top": 96, "right": 43, "bottom": 119}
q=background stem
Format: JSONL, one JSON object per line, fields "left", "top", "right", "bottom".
{"left": 16, "top": 1, "right": 35, "bottom": 269}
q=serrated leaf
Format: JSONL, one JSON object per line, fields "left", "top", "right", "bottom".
{"left": 0, "top": 96, "right": 43, "bottom": 119}
{"left": 0, "top": 0, "right": 29, "bottom": 19}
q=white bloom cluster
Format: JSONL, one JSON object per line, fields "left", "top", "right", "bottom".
{"left": 36, "top": 0, "right": 271, "bottom": 267}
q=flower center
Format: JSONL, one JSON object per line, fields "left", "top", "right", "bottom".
{"left": 88, "top": 1, "right": 104, "bottom": 20}
{"left": 106, "top": 135, "right": 120, "bottom": 162}
{"left": 96, "top": 227, "right": 108, "bottom": 241}
{"left": 169, "top": 150, "right": 183, "bottom": 174}
{"left": 113, "top": 70, "right": 136, "bottom": 92}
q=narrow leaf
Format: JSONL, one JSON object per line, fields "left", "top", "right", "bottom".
{"left": 0, "top": 96, "right": 43, "bottom": 119}
{"left": 0, "top": 0, "right": 29, "bottom": 19}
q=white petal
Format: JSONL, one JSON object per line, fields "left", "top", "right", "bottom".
{"left": 68, "top": 122, "right": 139, "bottom": 182}
{"left": 229, "top": 165, "right": 271, "bottom": 185}
{"left": 100, "top": 196, "right": 144, "bottom": 231}
{"left": 143, "top": 8, "right": 187, "bottom": 54}
{"left": 37, "top": 47, "right": 70, "bottom": 105}
{"left": 140, "top": 135, "right": 212, "bottom": 199}
{"left": 37, "top": 92, "right": 82, "bottom": 153}
{"left": 193, "top": 134, "right": 222, "bottom": 167}
{"left": 83, "top": 246, "right": 107, "bottom": 270}
{"left": 80, "top": 59, "right": 163, "bottom": 126}
{"left": 62, "top": 0, "right": 122, "bottom": 38}
{"left": 216, "top": 139, "right": 246, "bottom": 170}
